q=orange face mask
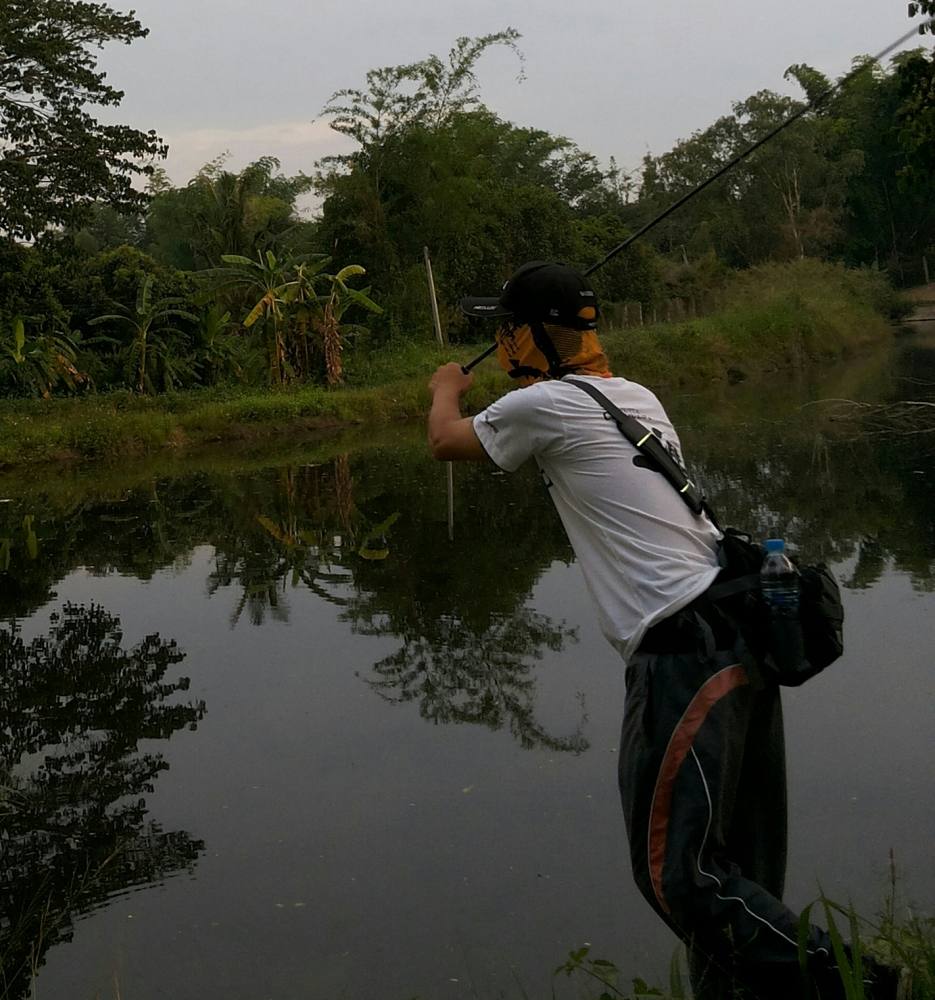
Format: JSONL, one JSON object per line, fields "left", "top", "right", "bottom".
{"left": 496, "top": 322, "right": 612, "bottom": 387}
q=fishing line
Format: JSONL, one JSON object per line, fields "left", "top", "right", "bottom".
{"left": 461, "top": 20, "right": 934, "bottom": 374}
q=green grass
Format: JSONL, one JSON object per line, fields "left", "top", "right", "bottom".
{"left": 603, "top": 259, "right": 900, "bottom": 388}
{"left": 554, "top": 888, "right": 935, "bottom": 999}
{"left": 0, "top": 260, "right": 904, "bottom": 470}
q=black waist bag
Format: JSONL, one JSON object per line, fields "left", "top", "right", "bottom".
{"left": 563, "top": 379, "right": 845, "bottom": 687}
{"left": 708, "top": 529, "right": 844, "bottom": 687}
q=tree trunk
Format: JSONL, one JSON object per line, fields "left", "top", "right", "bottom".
{"left": 138, "top": 332, "right": 147, "bottom": 394}
{"left": 321, "top": 304, "right": 343, "bottom": 386}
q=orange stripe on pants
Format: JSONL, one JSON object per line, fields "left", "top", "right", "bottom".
{"left": 647, "top": 663, "right": 749, "bottom": 914}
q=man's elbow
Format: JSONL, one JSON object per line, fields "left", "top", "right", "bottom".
{"left": 427, "top": 420, "right": 486, "bottom": 462}
{"left": 428, "top": 431, "right": 459, "bottom": 461}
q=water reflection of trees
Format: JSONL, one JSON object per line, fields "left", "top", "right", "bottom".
{"left": 0, "top": 452, "right": 586, "bottom": 753}
{"left": 0, "top": 479, "right": 218, "bottom": 620}
{"left": 206, "top": 463, "right": 361, "bottom": 627}
{"left": 0, "top": 604, "right": 205, "bottom": 1000}
{"left": 203, "top": 454, "right": 587, "bottom": 751}
{"left": 684, "top": 422, "right": 935, "bottom": 591}
{"left": 670, "top": 341, "right": 935, "bottom": 589}
{"left": 364, "top": 611, "right": 585, "bottom": 752}
{"left": 3, "top": 390, "right": 935, "bottom": 760}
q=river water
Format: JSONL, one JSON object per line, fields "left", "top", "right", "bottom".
{"left": 2, "top": 332, "right": 934, "bottom": 1000}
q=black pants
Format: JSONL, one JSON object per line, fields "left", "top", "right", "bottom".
{"left": 619, "top": 600, "right": 843, "bottom": 1000}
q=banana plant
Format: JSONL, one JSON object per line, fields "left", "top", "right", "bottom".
{"left": 311, "top": 264, "right": 382, "bottom": 386}
{"left": 193, "top": 304, "right": 243, "bottom": 384}
{"left": 279, "top": 256, "right": 333, "bottom": 380}
{"left": 90, "top": 275, "right": 196, "bottom": 394}
{"left": 213, "top": 250, "right": 381, "bottom": 386}
{"left": 279, "top": 262, "right": 382, "bottom": 386}
{"left": 1, "top": 317, "right": 87, "bottom": 398}
{"left": 213, "top": 250, "right": 299, "bottom": 385}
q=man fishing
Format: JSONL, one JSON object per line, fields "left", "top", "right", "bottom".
{"left": 427, "top": 260, "right": 901, "bottom": 1000}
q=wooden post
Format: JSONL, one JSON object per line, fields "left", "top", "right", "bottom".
{"left": 924, "top": 255, "right": 930, "bottom": 285}
{"left": 637, "top": 301, "right": 643, "bottom": 326}
{"left": 424, "top": 246, "right": 446, "bottom": 346}
{"left": 446, "top": 463, "right": 455, "bottom": 542}
{"left": 425, "top": 246, "right": 455, "bottom": 538}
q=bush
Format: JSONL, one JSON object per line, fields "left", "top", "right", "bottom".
{"left": 604, "top": 259, "right": 895, "bottom": 386}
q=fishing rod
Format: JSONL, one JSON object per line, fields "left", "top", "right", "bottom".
{"left": 461, "top": 20, "right": 934, "bottom": 374}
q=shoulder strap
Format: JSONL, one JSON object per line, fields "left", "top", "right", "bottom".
{"left": 564, "top": 377, "right": 711, "bottom": 519}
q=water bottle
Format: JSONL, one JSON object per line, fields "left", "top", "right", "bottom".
{"left": 760, "top": 539, "right": 799, "bottom": 618}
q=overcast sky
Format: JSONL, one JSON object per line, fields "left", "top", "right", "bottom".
{"left": 98, "top": 1, "right": 923, "bottom": 200}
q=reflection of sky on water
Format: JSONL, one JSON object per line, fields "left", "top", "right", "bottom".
{"left": 25, "top": 544, "right": 935, "bottom": 1000}
{"left": 3, "top": 334, "right": 934, "bottom": 999}
{"left": 785, "top": 573, "right": 935, "bottom": 899}
{"left": 15, "top": 554, "right": 639, "bottom": 1000}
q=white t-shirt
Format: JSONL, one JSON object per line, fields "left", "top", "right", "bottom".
{"left": 473, "top": 374, "right": 721, "bottom": 662}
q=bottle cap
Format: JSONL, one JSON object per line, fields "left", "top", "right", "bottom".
{"left": 764, "top": 538, "right": 785, "bottom": 553}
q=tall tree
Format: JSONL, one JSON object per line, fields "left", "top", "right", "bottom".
{"left": 0, "top": 0, "right": 166, "bottom": 240}
{"left": 321, "top": 28, "right": 524, "bottom": 169}
{"left": 145, "top": 157, "right": 314, "bottom": 270}
{"left": 892, "top": 49, "right": 935, "bottom": 187}
{"left": 317, "top": 32, "right": 651, "bottom": 336}
{"left": 318, "top": 31, "right": 539, "bottom": 336}
{"left": 637, "top": 75, "right": 862, "bottom": 266}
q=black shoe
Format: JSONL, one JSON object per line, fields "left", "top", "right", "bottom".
{"left": 861, "top": 956, "right": 901, "bottom": 1000}
{"left": 808, "top": 952, "right": 900, "bottom": 1000}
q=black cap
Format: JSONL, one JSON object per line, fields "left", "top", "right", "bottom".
{"left": 460, "top": 261, "right": 599, "bottom": 330}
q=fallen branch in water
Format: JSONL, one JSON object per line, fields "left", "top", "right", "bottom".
{"left": 896, "top": 376, "right": 935, "bottom": 386}
{"left": 802, "top": 398, "right": 935, "bottom": 437}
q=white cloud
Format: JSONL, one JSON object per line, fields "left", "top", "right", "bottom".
{"left": 159, "top": 118, "right": 355, "bottom": 188}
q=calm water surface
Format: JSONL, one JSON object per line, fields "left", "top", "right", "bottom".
{"left": 2, "top": 334, "right": 934, "bottom": 1000}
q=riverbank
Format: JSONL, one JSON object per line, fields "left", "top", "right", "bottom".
{"left": 901, "top": 281, "right": 935, "bottom": 322}
{"left": 0, "top": 260, "right": 905, "bottom": 469}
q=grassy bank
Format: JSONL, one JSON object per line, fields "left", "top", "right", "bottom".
{"left": 604, "top": 258, "right": 902, "bottom": 386}
{"left": 559, "top": 886, "right": 935, "bottom": 999}
{"left": 0, "top": 260, "right": 903, "bottom": 469}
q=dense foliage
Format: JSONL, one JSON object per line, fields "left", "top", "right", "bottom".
{"left": 0, "top": 14, "right": 932, "bottom": 400}
{"left": 635, "top": 53, "right": 935, "bottom": 281}
{"left": 316, "top": 31, "right": 658, "bottom": 336}
{"left": 143, "top": 156, "right": 315, "bottom": 270}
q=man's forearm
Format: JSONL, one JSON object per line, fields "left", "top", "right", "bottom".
{"left": 427, "top": 392, "right": 488, "bottom": 461}
{"left": 428, "top": 388, "right": 464, "bottom": 449}
{"left": 427, "top": 363, "right": 488, "bottom": 461}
